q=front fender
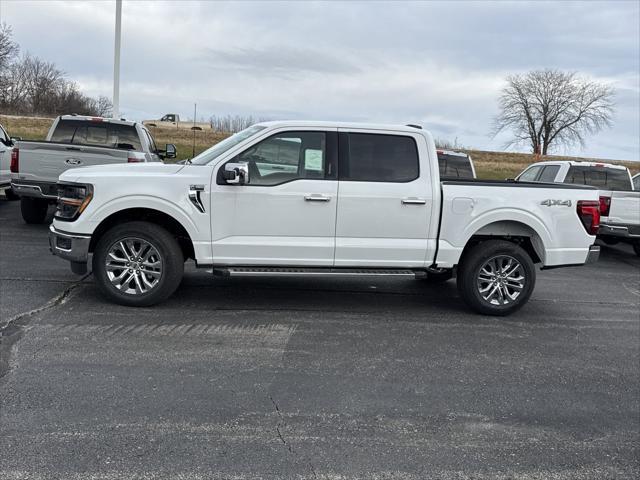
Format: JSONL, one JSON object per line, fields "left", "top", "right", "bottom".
{"left": 85, "top": 195, "right": 203, "bottom": 242}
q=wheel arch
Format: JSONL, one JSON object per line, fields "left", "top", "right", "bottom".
{"left": 89, "top": 208, "right": 195, "bottom": 260}
{"left": 461, "top": 220, "right": 546, "bottom": 265}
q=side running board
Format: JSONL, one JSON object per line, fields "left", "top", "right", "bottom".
{"left": 212, "top": 267, "right": 425, "bottom": 278}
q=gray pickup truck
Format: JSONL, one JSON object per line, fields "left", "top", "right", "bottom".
{"left": 10, "top": 115, "right": 176, "bottom": 223}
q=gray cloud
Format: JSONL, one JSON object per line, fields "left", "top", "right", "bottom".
{"left": 2, "top": 0, "right": 638, "bottom": 160}
{"left": 199, "top": 46, "right": 362, "bottom": 76}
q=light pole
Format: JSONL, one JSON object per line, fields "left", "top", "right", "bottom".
{"left": 113, "top": 0, "right": 122, "bottom": 118}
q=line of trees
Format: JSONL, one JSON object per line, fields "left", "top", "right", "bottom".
{"left": 210, "top": 114, "right": 270, "bottom": 133}
{"left": 0, "top": 23, "right": 112, "bottom": 117}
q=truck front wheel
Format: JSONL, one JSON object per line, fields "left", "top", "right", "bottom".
{"left": 92, "top": 221, "right": 184, "bottom": 307}
{"left": 457, "top": 240, "right": 536, "bottom": 316}
{"left": 20, "top": 197, "right": 49, "bottom": 224}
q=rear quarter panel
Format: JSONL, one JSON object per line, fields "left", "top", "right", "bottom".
{"left": 436, "top": 183, "right": 598, "bottom": 268}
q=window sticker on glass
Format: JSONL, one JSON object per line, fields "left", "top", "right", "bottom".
{"left": 305, "top": 149, "right": 324, "bottom": 171}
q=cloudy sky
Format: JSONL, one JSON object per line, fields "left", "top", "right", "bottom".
{"left": 2, "top": 0, "right": 639, "bottom": 160}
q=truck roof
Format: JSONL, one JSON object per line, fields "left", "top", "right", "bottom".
{"left": 254, "top": 120, "right": 430, "bottom": 135}
{"left": 527, "top": 160, "right": 628, "bottom": 171}
{"left": 58, "top": 115, "right": 136, "bottom": 127}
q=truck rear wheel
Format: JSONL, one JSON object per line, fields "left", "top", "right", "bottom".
{"left": 92, "top": 221, "right": 184, "bottom": 307}
{"left": 457, "top": 240, "right": 536, "bottom": 316}
{"left": 633, "top": 242, "right": 640, "bottom": 257}
{"left": 20, "top": 197, "right": 49, "bottom": 224}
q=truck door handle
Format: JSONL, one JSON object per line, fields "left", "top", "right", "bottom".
{"left": 65, "top": 158, "right": 82, "bottom": 165}
{"left": 402, "top": 197, "right": 426, "bottom": 205}
{"left": 304, "top": 194, "right": 331, "bottom": 202}
{"left": 65, "top": 146, "right": 83, "bottom": 152}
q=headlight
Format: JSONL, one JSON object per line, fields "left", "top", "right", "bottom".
{"left": 55, "top": 183, "right": 93, "bottom": 221}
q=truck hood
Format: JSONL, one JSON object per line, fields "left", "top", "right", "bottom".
{"left": 59, "top": 163, "right": 186, "bottom": 183}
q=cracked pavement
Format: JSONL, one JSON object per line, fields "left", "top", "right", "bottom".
{"left": 0, "top": 196, "right": 639, "bottom": 479}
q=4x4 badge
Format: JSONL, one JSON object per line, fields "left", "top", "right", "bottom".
{"left": 541, "top": 199, "right": 572, "bottom": 207}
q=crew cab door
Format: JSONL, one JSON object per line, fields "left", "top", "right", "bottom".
{"left": 334, "top": 129, "right": 435, "bottom": 267}
{"left": 210, "top": 128, "right": 338, "bottom": 265}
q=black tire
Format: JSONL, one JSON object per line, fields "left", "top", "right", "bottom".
{"left": 423, "top": 269, "right": 453, "bottom": 283}
{"left": 4, "top": 188, "right": 19, "bottom": 201}
{"left": 457, "top": 240, "right": 536, "bottom": 316}
{"left": 601, "top": 236, "right": 619, "bottom": 246}
{"left": 633, "top": 242, "right": 640, "bottom": 257}
{"left": 92, "top": 221, "right": 184, "bottom": 307}
{"left": 20, "top": 197, "right": 49, "bottom": 224}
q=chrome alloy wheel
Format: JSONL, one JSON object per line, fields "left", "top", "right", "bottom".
{"left": 105, "top": 238, "right": 163, "bottom": 295}
{"left": 476, "top": 255, "right": 525, "bottom": 306}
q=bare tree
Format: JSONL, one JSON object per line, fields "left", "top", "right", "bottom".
{"left": 492, "top": 69, "right": 614, "bottom": 155}
{"left": 96, "top": 96, "right": 113, "bottom": 117}
{"left": 0, "top": 23, "right": 19, "bottom": 71}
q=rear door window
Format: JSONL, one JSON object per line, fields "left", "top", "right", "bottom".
{"left": 341, "top": 133, "right": 419, "bottom": 182}
{"left": 565, "top": 166, "right": 632, "bottom": 191}
{"left": 633, "top": 175, "right": 640, "bottom": 191}
{"left": 437, "top": 152, "right": 474, "bottom": 179}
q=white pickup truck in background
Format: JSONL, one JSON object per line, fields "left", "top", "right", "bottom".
{"left": 143, "top": 113, "right": 211, "bottom": 130}
{"left": 599, "top": 190, "right": 640, "bottom": 256}
{"left": 516, "top": 160, "right": 639, "bottom": 255}
{"left": 48, "top": 121, "right": 601, "bottom": 316}
{"left": 516, "top": 160, "right": 634, "bottom": 191}
{"left": 10, "top": 115, "right": 176, "bottom": 224}
{"left": 0, "top": 122, "right": 20, "bottom": 200}
{"left": 437, "top": 149, "right": 476, "bottom": 180}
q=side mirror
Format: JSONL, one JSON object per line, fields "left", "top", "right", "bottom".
{"left": 223, "top": 162, "right": 249, "bottom": 185}
{"left": 164, "top": 144, "right": 177, "bottom": 159}
{"left": 10, "top": 136, "right": 22, "bottom": 142}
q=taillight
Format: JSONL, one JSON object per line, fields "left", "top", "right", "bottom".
{"left": 577, "top": 200, "right": 600, "bottom": 235}
{"left": 127, "top": 156, "right": 143, "bottom": 163}
{"left": 10, "top": 148, "right": 19, "bottom": 173}
{"left": 599, "top": 195, "right": 611, "bottom": 216}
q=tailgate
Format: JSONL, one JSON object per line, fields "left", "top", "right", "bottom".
{"left": 605, "top": 191, "right": 640, "bottom": 226}
{"left": 12, "top": 142, "right": 130, "bottom": 184}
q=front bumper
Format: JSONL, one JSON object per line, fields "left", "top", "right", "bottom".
{"left": 598, "top": 223, "right": 640, "bottom": 239}
{"left": 586, "top": 245, "right": 600, "bottom": 264}
{"left": 49, "top": 225, "right": 91, "bottom": 266}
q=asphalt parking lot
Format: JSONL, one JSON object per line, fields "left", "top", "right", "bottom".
{"left": 1, "top": 196, "right": 639, "bottom": 480}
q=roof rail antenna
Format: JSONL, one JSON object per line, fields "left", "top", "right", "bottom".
{"left": 406, "top": 124, "right": 422, "bottom": 129}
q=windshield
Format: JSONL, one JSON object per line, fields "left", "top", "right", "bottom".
{"left": 190, "top": 125, "right": 267, "bottom": 165}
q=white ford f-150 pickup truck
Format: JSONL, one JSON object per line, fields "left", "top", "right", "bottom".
{"left": 10, "top": 115, "right": 176, "bottom": 224}
{"left": 48, "top": 121, "right": 601, "bottom": 315}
